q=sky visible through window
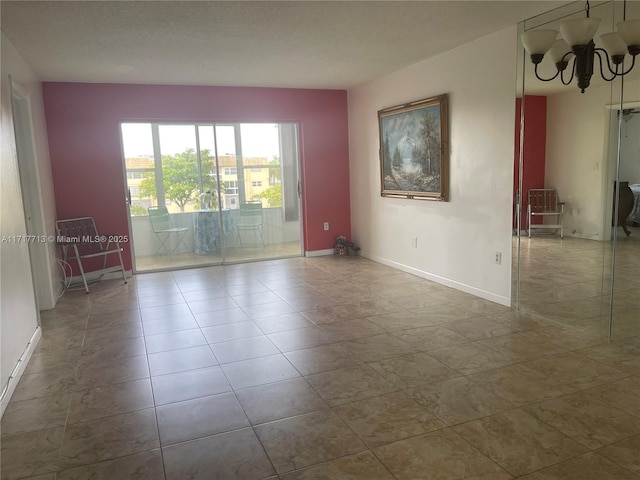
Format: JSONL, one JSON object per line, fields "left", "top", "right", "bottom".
{"left": 121, "top": 123, "right": 281, "bottom": 160}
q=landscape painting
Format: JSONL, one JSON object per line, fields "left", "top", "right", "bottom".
{"left": 378, "top": 94, "right": 449, "bottom": 201}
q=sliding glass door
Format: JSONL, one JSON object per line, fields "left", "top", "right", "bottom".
{"left": 121, "top": 122, "right": 302, "bottom": 272}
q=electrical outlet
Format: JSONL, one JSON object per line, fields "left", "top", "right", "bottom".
{"left": 411, "top": 237, "right": 418, "bottom": 248}
{"left": 495, "top": 251, "right": 502, "bottom": 265}
{"left": 323, "top": 222, "right": 329, "bottom": 231}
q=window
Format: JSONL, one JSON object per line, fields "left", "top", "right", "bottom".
{"left": 224, "top": 167, "right": 237, "bottom": 175}
{"left": 226, "top": 181, "right": 238, "bottom": 195}
{"left": 251, "top": 181, "right": 262, "bottom": 187}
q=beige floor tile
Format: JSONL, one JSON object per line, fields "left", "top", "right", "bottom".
{"left": 55, "top": 449, "right": 165, "bottom": 480}
{"left": 140, "top": 303, "right": 193, "bottom": 321}
{"left": 467, "top": 363, "right": 575, "bottom": 407}
{"left": 254, "top": 409, "right": 366, "bottom": 474}
{"left": 242, "top": 300, "right": 297, "bottom": 319}
{"left": 0, "top": 427, "right": 64, "bottom": 480}
{"left": 443, "top": 316, "right": 521, "bottom": 340}
{"left": 24, "top": 349, "right": 82, "bottom": 376}
{"left": 373, "top": 428, "right": 511, "bottom": 480}
{"left": 453, "top": 409, "right": 588, "bottom": 477}
{"left": 82, "top": 322, "right": 143, "bottom": 346}
{"left": 1, "top": 394, "right": 70, "bottom": 437}
{"left": 386, "top": 325, "right": 471, "bottom": 351}
{"left": 524, "top": 392, "right": 640, "bottom": 449}
{"left": 231, "top": 291, "right": 283, "bottom": 307}
{"left": 583, "top": 375, "right": 640, "bottom": 417}
{"left": 476, "top": 331, "right": 567, "bottom": 362}
{"left": 67, "top": 378, "right": 154, "bottom": 424}
{"left": 427, "top": 342, "right": 514, "bottom": 375}
{"left": 201, "top": 321, "right": 264, "bottom": 344}
{"left": 341, "top": 334, "right": 419, "bottom": 363}
{"left": 156, "top": 392, "right": 249, "bottom": 445}
{"left": 267, "top": 325, "right": 336, "bottom": 351}
{"left": 517, "top": 452, "right": 639, "bottom": 480}
{"left": 58, "top": 409, "right": 159, "bottom": 470}
{"left": 279, "top": 451, "right": 395, "bottom": 480}
{"left": 367, "top": 352, "right": 461, "bottom": 389}
{"left": 283, "top": 294, "right": 340, "bottom": 312}
{"left": 596, "top": 434, "right": 640, "bottom": 476}
{"left": 319, "top": 318, "right": 387, "bottom": 342}
{"left": 151, "top": 365, "right": 231, "bottom": 405}
{"left": 11, "top": 369, "right": 78, "bottom": 403}
{"left": 235, "top": 377, "right": 328, "bottom": 425}
{"left": 162, "top": 428, "right": 275, "bottom": 480}
{"left": 251, "top": 312, "right": 314, "bottom": 333}
{"left": 141, "top": 314, "right": 200, "bottom": 336}
{"left": 79, "top": 336, "right": 147, "bottom": 362}
{"left": 86, "top": 309, "right": 141, "bottom": 329}
{"left": 210, "top": 335, "right": 279, "bottom": 363}
{"left": 409, "top": 376, "right": 514, "bottom": 426}
{"left": 144, "top": 328, "right": 207, "bottom": 354}
{"left": 193, "top": 307, "right": 251, "bottom": 327}
{"left": 578, "top": 343, "right": 640, "bottom": 375}
{"left": 137, "top": 292, "right": 185, "bottom": 308}
{"left": 366, "top": 311, "right": 441, "bottom": 332}
{"left": 522, "top": 352, "right": 627, "bottom": 390}
{"left": 408, "top": 303, "right": 480, "bottom": 324}
{"left": 75, "top": 354, "right": 150, "bottom": 389}
{"left": 284, "top": 342, "right": 360, "bottom": 375}
{"left": 180, "top": 287, "right": 228, "bottom": 302}
{"left": 147, "top": 345, "right": 217, "bottom": 376}
{"left": 334, "top": 391, "right": 445, "bottom": 448}
{"left": 32, "top": 330, "right": 85, "bottom": 357}
{"left": 221, "top": 353, "right": 300, "bottom": 390}
{"left": 306, "top": 364, "right": 398, "bottom": 406}
{"left": 6, "top": 252, "right": 639, "bottom": 479}
{"left": 531, "top": 324, "right": 607, "bottom": 350}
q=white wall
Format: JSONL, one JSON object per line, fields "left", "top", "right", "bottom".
{"left": 545, "top": 79, "right": 640, "bottom": 240}
{"left": 348, "top": 27, "right": 517, "bottom": 306}
{"left": 0, "top": 34, "right": 43, "bottom": 414}
{"left": 2, "top": 33, "right": 61, "bottom": 308}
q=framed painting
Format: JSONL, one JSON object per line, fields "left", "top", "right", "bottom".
{"left": 378, "top": 94, "right": 449, "bottom": 201}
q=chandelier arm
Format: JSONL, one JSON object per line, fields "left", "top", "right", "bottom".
{"left": 613, "top": 54, "right": 636, "bottom": 76}
{"left": 560, "top": 59, "right": 576, "bottom": 85}
{"left": 594, "top": 50, "right": 618, "bottom": 81}
{"left": 534, "top": 63, "right": 561, "bottom": 82}
{"left": 595, "top": 48, "right": 637, "bottom": 78}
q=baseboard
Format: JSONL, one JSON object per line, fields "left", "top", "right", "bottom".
{"left": 305, "top": 248, "right": 335, "bottom": 257}
{"left": 1, "top": 326, "right": 42, "bottom": 417}
{"left": 361, "top": 251, "right": 511, "bottom": 307}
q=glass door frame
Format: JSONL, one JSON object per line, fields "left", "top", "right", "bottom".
{"left": 120, "top": 121, "right": 304, "bottom": 273}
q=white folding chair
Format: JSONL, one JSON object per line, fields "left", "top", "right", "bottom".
{"left": 55, "top": 217, "right": 127, "bottom": 293}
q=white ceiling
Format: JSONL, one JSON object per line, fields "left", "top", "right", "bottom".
{"left": 1, "top": 1, "right": 563, "bottom": 90}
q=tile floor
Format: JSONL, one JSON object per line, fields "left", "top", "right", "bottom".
{"left": 1, "top": 238, "right": 639, "bottom": 479}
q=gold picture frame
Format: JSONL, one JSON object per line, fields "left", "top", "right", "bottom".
{"left": 378, "top": 94, "right": 449, "bottom": 201}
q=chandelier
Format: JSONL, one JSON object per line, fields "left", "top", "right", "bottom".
{"left": 521, "top": 1, "right": 640, "bottom": 93}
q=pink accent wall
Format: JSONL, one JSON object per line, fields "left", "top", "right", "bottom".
{"left": 43, "top": 83, "right": 351, "bottom": 270}
{"left": 514, "top": 95, "right": 547, "bottom": 229}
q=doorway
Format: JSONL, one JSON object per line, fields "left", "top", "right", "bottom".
{"left": 120, "top": 122, "right": 303, "bottom": 272}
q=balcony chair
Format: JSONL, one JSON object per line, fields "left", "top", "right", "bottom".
{"left": 236, "top": 201, "right": 265, "bottom": 247}
{"left": 148, "top": 206, "right": 189, "bottom": 254}
{"left": 55, "top": 217, "right": 127, "bottom": 293}
{"left": 527, "top": 188, "right": 564, "bottom": 238}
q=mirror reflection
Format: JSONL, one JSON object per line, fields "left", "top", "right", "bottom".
{"left": 514, "top": 0, "right": 640, "bottom": 341}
